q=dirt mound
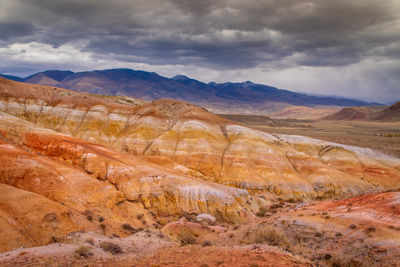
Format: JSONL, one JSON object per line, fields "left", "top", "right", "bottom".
{"left": 272, "top": 105, "right": 340, "bottom": 119}
{"left": 322, "top": 106, "right": 374, "bottom": 120}
{"left": 323, "top": 103, "right": 400, "bottom": 121}
{"left": 370, "top": 101, "right": 400, "bottom": 121}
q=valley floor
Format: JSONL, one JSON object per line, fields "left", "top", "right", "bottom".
{"left": 0, "top": 245, "right": 308, "bottom": 267}
{"left": 221, "top": 115, "right": 400, "bottom": 158}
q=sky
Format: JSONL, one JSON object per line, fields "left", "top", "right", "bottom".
{"left": 0, "top": 0, "right": 399, "bottom": 103}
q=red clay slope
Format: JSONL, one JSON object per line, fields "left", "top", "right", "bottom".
{"left": 322, "top": 106, "right": 375, "bottom": 120}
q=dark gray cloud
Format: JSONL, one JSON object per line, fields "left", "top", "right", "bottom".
{"left": 0, "top": 0, "right": 399, "bottom": 102}
{"left": 1, "top": 0, "right": 399, "bottom": 68}
{"left": 0, "top": 22, "right": 36, "bottom": 40}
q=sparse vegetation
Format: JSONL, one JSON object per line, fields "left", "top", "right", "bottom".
{"left": 256, "top": 207, "right": 267, "bottom": 217}
{"left": 326, "top": 254, "right": 375, "bottom": 267}
{"left": 177, "top": 230, "right": 196, "bottom": 246}
{"left": 158, "top": 233, "right": 165, "bottom": 238}
{"left": 50, "top": 236, "right": 58, "bottom": 243}
{"left": 74, "top": 246, "right": 92, "bottom": 258}
{"left": 241, "top": 225, "right": 290, "bottom": 250}
{"left": 365, "top": 226, "right": 375, "bottom": 233}
{"left": 85, "top": 238, "right": 95, "bottom": 245}
{"left": 202, "top": 240, "right": 212, "bottom": 247}
{"left": 100, "top": 241, "right": 123, "bottom": 254}
{"left": 385, "top": 133, "right": 400, "bottom": 138}
{"left": 122, "top": 223, "right": 139, "bottom": 234}
{"left": 83, "top": 210, "right": 94, "bottom": 222}
{"left": 269, "top": 203, "right": 283, "bottom": 210}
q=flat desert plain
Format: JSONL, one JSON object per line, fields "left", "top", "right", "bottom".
{"left": 220, "top": 114, "right": 400, "bottom": 158}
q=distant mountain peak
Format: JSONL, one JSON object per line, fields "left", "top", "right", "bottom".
{"left": 242, "top": 81, "right": 255, "bottom": 87}
{"left": 25, "top": 70, "right": 74, "bottom": 82}
{"left": 172, "top": 74, "right": 191, "bottom": 81}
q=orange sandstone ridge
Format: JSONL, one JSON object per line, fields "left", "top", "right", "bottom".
{"left": 1, "top": 78, "right": 399, "bottom": 200}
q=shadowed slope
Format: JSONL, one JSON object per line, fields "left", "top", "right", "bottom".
{"left": 323, "top": 103, "right": 399, "bottom": 121}
{"left": 322, "top": 106, "right": 375, "bottom": 120}
{"left": 370, "top": 101, "right": 400, "bottom": 121}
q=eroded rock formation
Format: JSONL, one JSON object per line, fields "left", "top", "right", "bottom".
{"left": 1, "top": 77, "right": 400, "bottom": 253}
{"left": 1, "top": 78, "right": 399, "bottom": 201}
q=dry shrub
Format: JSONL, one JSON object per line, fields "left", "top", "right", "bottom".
{"left": 256, "top": 207, "right": 267, "bottom": 217}
{"left": 364, "top": 226, "right": 375, "bottom": 234}
{"left": 177, "top": 229, "right": 196, "bottom": 246}
{"left": 315, "top": 232, "right": 323, "bottom": 237}
{"left": 327, "top": 254, "right": 375, "bottom": 267}
{"left": 241, "top": 225, "right": 290, "bottom": 250}
{"left": 75, "top": 246, "right": 92, "bottom": 258}
{"left": 85, "top": 238, "right": 95, "bottom": 245}
{"left": 83, "top": 210, "right": 94, "bottom": 221}
{"left": 320, "top": 239, "right": 379, "bottom": 267}
{"left": 349, "top": 224, "right": 357, "bottom": 229}
{"left": 100, "top": 241, "right": 123, "bottom": 254}
{"left": 202, "top": 240, "right": 212, "bottom": 247}
{"left": 122, "top": 223, "right": 140, "bottom": 234}
{"left": 269, "top": 203, "right": 283, "bottom": 210}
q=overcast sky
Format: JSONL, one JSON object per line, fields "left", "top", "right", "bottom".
{"left": 0, "top": 0, "right": 399, "bottom": 102}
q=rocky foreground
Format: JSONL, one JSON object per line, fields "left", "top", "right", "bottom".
{"left": 0, "top": 78, "right": 399, "bottom": 266}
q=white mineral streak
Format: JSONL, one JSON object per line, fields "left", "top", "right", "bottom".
{"left": 179, "top": 119, "right": 220, "bottom": 133}
{"left": 226, "top": 124, "right": 278, "bottom": 141}
{"left": 277, "top": 134, "right": 400, "bottom": 163}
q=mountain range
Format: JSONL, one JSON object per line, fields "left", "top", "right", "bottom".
{"left": 0, "top": 69, "right": 377, "bottom": 113}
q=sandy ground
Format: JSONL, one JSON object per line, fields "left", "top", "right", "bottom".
{"left": 0, "top": 230, "right": 174, "bottom": 267}
{"left": 1, "top": 195, "right": 398, "bottom": 266}
{"left": 0, "top": 230, "right": 308, "bottom": 267}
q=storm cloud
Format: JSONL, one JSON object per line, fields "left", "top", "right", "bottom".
{"left": 0, "top": 0, "right": 399, "bottom": 102}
